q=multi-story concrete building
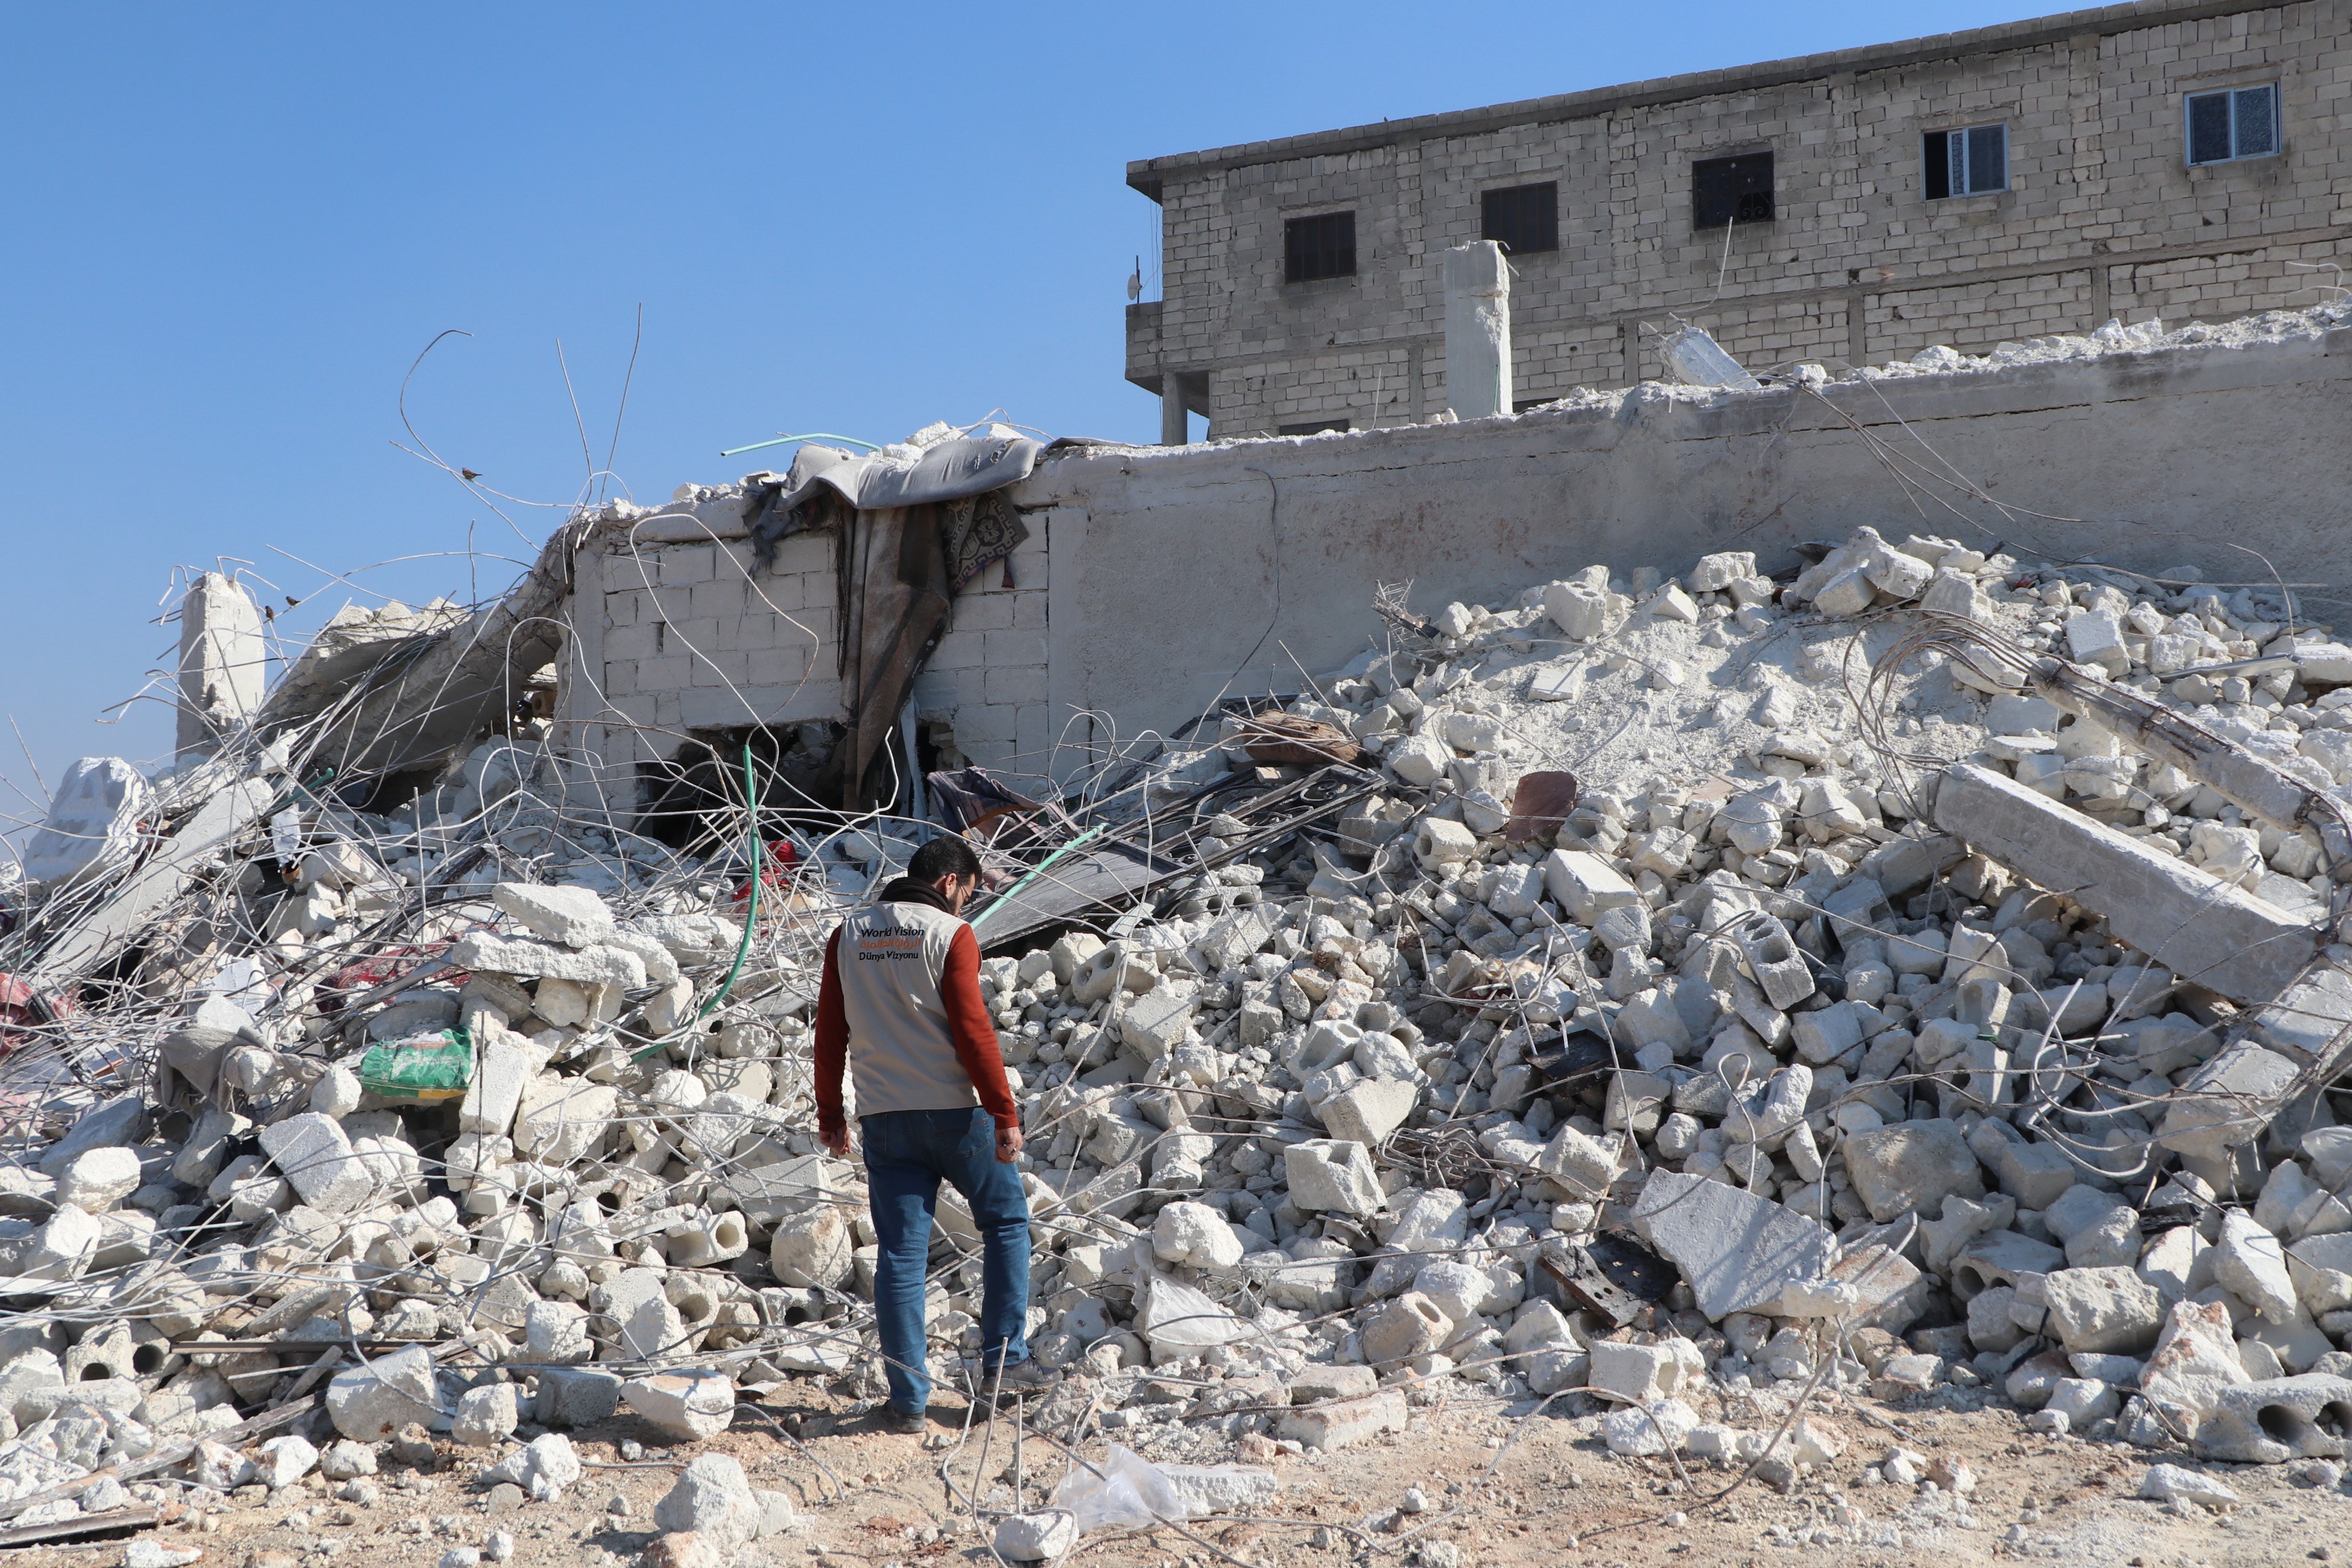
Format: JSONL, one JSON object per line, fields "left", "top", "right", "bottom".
{"left": 1123, "top": 0, "right": 2351, "bottom": 439}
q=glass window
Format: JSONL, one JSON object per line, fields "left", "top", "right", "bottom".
{"left": 2186, "top": 84, "right": 2280, "bottom": 165}
{"left": 1284, "top": 213, "right": 1356, "bottom": 283}
{"left": 1693, "top": 152, "right": 1775, "bottom": 230}
{"left": 1481, "top": 183, "right": 1559, "bottom": 254}
{"left": 1925, "top": 124, "right": 2008, "bottom": 198}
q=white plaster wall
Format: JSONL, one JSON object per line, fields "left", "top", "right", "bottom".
{"left": 1025, "top": 324, "right": 2352, "bottom": 781}
{"left": 554, "top": 324, "right": 2351, "bottom": 799}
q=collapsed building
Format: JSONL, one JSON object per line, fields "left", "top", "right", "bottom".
{"left": 0, "top": 298, "right": 2349, "bottom": 1556}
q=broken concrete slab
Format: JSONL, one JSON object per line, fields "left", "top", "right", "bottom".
{"left": 2194, "top": 1374, "right": 2352, "bottom": 1463}
{"left": 1273, "top": 1390, "right": 1409, "bottom": 1451}
{"left": 1631, "top": 1170, "right": 1836, "bottom": 1320}
{"left": 1931, "top": 762, "right": 2317, "bottom": 1005}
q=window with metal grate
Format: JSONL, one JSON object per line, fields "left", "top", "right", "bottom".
{"left": 1284, "top": 212, "right": 1357, "bottom": 283}
{"left": 1924, "top": 123, "right": 2008, "bottom": 198}
{"left": 1692, "top": 152, "right": 1774, "bottom": 231}
{"left": 2186, "top": 84, "right": 2278, "bottom": 165}
{"left": 1481, "top": 182, "right": 1558, "bottom": 254}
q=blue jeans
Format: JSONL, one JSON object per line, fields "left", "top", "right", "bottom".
{"left": 861, "top": 1106, "right": 1031, "bottom": 1415}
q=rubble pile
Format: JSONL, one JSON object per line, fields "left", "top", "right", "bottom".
{"left": 0, "top": 503, "right": 2350, "bottom": 1551}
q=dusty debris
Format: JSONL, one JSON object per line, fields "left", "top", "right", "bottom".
{"left": 3, "top": 407, "right": 2352, "bottom": 1568}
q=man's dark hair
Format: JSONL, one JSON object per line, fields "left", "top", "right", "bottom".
{"left": 908, "top": 835, "right": 982, "bottom": 885}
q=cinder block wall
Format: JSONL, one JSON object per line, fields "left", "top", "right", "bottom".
{"left": 556, "top": 322, "right": 2351, "bottom": 805}
{"left": 553, "top": 507, "right": 1054, "bottom": 806}
{"left": 1134, "top": 0, "right": 2352, "bottom": 437}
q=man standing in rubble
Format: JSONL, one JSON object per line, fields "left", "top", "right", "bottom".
{"left": 814, "top": 835, "right": 1052, "bottom": 1433}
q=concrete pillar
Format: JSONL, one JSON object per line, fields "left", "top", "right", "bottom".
{"left": 1159, "top": 371, "right": 1191, "bottom": 445}
{"left": 177, "top": 571, "right": 267, "bottom": 760}
{"left": 1443, "top": 241, "right": 1511, "bottom": 420}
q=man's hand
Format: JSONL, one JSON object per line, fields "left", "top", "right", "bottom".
{"left": 996, "top": 1124, "right": 1024, "bottom": 1164}
{"left": 821, "top": 1126, "right": 851, "bottom": 1158}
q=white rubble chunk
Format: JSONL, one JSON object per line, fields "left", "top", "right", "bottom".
{"left": 452, "top": 1381, "right": 520, "bottom": 1446}
{"left": 494, "top": 882, "right": 616, "bottom": 948}
{"left": 654, "top": 1454, "right": 765, "bottom": 1548}
{"left": 449, "top": 932, "right": 648, "bottom": 988}
{"left": 326, "top": 1344, "right": 444, "bottom": 1439}
{"left": 995, "top": 1513, "right": 1079, "bottom": 1561}
{"left": 483, "top": 1432, "right": 583, "bottom": 1501}
{"left": 1587, "top": 1338, "right": 1704, "bottom": 1404}
{"left": 1283, "top": 1140, "right": 1385, "bottom": 1214}
{"left": 622, "top": 1370, "right": 736, "bottom": 1440}
{"left": 2140, "top": 1464, "right": 2238, "bottom": 1507}
{"left": 1153, "top": 1201, "right": 1247, "bottom": 1272}
{"left": 1602, "top": 1399, "right": 1697, "bottom": 1456}
{"left": 256, "top": 1433, "right": 319, "bottom": 1488}
{"left": 55, "top": 1146, "right": 141, "bottom": 1213}
{"left": 1632, "top": 1170, "right": 1835, "bottom": 1320}
{"left": 257, "top": 1113, "right": 377, "bottom": 1214}
{"left": 2214, "top": 1210, "right": 2299, "bottom": 1323}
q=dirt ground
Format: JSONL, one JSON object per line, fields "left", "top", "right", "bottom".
{"left": 13, "top": 1380, "right": 2350, "bottom": 1568}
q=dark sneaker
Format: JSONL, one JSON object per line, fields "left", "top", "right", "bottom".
{"left": 879, "top": 1404, "right": 929, "bottom": 1435}
{"left": 984, "top": 1359, "right": 1061, "bottom": 1396}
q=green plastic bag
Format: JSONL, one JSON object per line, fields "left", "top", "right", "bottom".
{"left": 358, "top": 1027, "right": 473, "bottom": 1101}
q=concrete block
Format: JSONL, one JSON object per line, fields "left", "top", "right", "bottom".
{"left": 1931, "top": 763, "right": 2315, "bottom": 1005}
{"left": 514, "top": 1079, "right": 619, "bottom": 1165}
{"left": 1318, "top": 1079, "right": 1417, "bottom": 1147}
{"left": 484, "top": 1432, "right": 584, "bottom": 1501}
{"left": 1274, "top": 1390, "right": 1409, "bottom": 1451}
{"left": 2140, "top": 1299, "right": 2248, "bottom": 1423}
{"left": 1120, "top": 985, "right": 1197, "bottom": 1060}
{"left": 452, "top": 1382, "right": 519, "bottom": 1446}
{"left": 1283, "top": 1140, "right": 1384, "bottom": 1214}
{"left": 1950, "top": 1229, "right": 2065, "bottom": 1299}
{"left": 493, "top": 883, "right": 615, "bottom": 949}
{"left": 1631, "top": 1169, "right": 1836, "bottom": 1320}
{"left": 1543, "top": 581, "right": 1609, "bottom": 639}
{"left": 997, "top": 1514, "right": 1079, "bottom": 1562}
{"left": 257, "top": 1113, "right": 377, "bottom": 1214}
{"left": 534, "top": 1368, "right": 621, "bottom": 1429}
{"left": 459, "top": 1033, "right": 535, "bottom": 1136}
{"left": 622, "top": 1369, "right": 736, "bottom": 1441}
{"left": 2214, "top": 1210, "right": 2299, "bottom": 1322}
{"left": 1536, "top": 1122, "right": 1619, "bottom": 1198}
{"left": 171, "top": 1105, "right": 249, "bottom": 1190}
{"left": 1686, "top": 551, "right": 1755, "bottom": 593}
{"left": 2160, "top": 1043, "right": 2304, "bottom": 1162}
{"left": 1724, "top": 912, "right": 1813, "bottom": 1008}
{"left": 1360, "top": 1292, "right": 1450, "bottom": 1364}
{"left": 2043, "top": 1266, "right": 2165, "bottom": 1354}
{"left": 2194, "top": 1374, "right": 2352, "bottom": 1464}
{"left": 1602, "top": 1397, "right": 1699, "bottom": 1455}
{"left": 449, "top": 933, "right": 648, "bottom": 989}
{"left": 1995, "top": 1139, "right": 2077, "bottom": 1209}
{"left": 655, "top": 1454, "right": 764, "bottom": 1547}
{"left": 2066, "top": 609, "right": 2132, "bottom": 675}
{"left": 2139, "top": 1462, "right": 2239, "bottom": 1506}
{"left": 1543, "top": 850, "right": 1639, "bottom": 921}
{"left": 56, "top": 1146, "right": 141, "bottom": 1213}
{"left": 1153, "top": 1201, "right": 1246, "bottom": 1272}
{"left": 326, "top": 1344, "right": 443, "bottom": 1440}
{"left": 767, "top": 1206, "right": 854, "bottom": 1289}
{"left": 1588, "top": 1338, "right": 1704, "bottom": 1403}
{"left": 1841, "top": 1118, "right": 1986, "bottom": 1222}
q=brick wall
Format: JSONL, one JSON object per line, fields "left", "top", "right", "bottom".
{"left": 1132, "top": 0, "right": 2352, "bottom": 435}
{"left": 554, "top": 498, "right": 1056, "bottom": 806}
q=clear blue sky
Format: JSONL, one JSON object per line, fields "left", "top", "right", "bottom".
{"left": 0, "top": 1, "right": 2055, "bottom": 827}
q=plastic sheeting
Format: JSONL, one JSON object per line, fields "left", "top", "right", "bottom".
{"left": 772, "top": 432, "right": 1044, "bottom": 517}
{"left": 22, "top": 759, "right": 148, "bottom": 888}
